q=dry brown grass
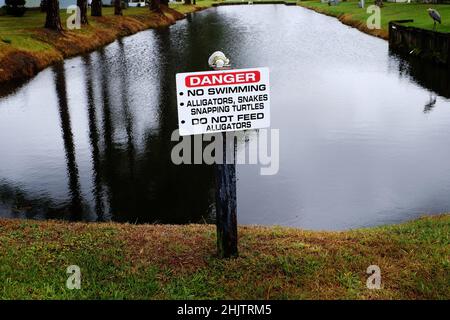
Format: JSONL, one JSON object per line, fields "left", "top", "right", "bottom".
{"left": 110, "top": 215, "right": 449, "bottom": 299}
{"left": 118, "top": 224, "right": 216, "bottom": 273}
{"left": 339, "top": 13, "right": 389, "bottom": 40}
{"left": 0, "top": 215, "right": 448, "bottom": 299}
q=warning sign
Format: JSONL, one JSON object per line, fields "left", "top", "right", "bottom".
{"left": 176, "top": 68, "right": 270, "bottom": 136}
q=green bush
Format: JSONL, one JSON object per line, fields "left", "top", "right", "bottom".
{"left": 5, "top": 0, "right": 27, "bottom": 17}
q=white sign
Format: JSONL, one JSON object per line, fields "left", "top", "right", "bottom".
{"left": 176, "top": 67, "right": 270, "bottom": 136}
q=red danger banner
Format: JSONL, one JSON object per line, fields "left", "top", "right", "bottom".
{"left": 185, "top": 70, "right": 261, "bottom": 88}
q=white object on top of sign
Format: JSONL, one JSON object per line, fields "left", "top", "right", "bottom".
{"left": 176, "top": 67, "right": 270, "bottom": 136}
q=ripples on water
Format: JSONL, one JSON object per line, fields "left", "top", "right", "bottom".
{"left": 0, "top": 5, "right": 449, "bottom": 229}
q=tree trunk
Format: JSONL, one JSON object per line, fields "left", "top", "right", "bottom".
{"left": 91, "top": 0, "right": 102, "bottom": 17}
{"left": 40, "top": 0, "right": 47, "bottom": 12}
{"left": 114, "top": 0, "right": 122, "bottom": 16}
{"left": 161, "top": 0, "right": 169, "bottom": 6}
{"left": 45, "top": 0, "right": 63, "bottom": 31}
{"left": 185, "top": 0, "right": 192, "bottom": 4}
{"left": 77, "top": 0, "right": 88, "bottom": 24}
{"left": 150, "top": 0, "right": 161, "bottom": 12}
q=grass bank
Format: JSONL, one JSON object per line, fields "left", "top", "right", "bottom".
{"left": 0, "top": 2, "right": 215, "bottom": 85}
{"left": 298, "top": 1, "right": 450, "bottom": 40}
{"left": 3, "top": 2, "right": 449, "bottom": 86}
{"left": 0, "top": 215, "right": 448, "bottom": 299}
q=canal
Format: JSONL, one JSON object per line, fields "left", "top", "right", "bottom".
{"left": 1, "top": 5, "right": 450, "bottom": 229}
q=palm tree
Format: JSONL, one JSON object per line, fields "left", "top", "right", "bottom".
{"left": 77, "top": 0, "right": 88, "bottom": 24}
{"left": 91, "top": 0, "right": 102, "bottom": 17}
{"left": 40, "top": 0, "right": 47, "bottom": 12}
{"left": 150, "top": 0, "right": 161, "bottom": 12}
{"left": 114, "top": 0, "right": 123, "bottom": 16}
{"left": 45, "top": 0, "right": 63, "bottom": 31}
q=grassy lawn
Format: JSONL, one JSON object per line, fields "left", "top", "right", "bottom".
{"left": 175, "top": 0, "right": 219, "bottom": 11}
{"left": 0, "top": 3, "right": 214, "bottom": 52}
{"left": 1, "top": 1, "right": 447, "bottom": 56}
{"left": 0, "top": 215, "right": 448, "bottom": 299}
{"left": 0, "top": 2, "right": 216, "bottom": 83}
{"left": 1, "top": 1, "right": 449, "bottom": 54}
{"left": 299, "top": 1, "right": 450, "bottom": 34}
{"left": 1, "top": 0, "right": 449, "bottom": 83}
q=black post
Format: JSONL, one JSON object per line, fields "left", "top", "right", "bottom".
{"left": 207, "top": 53, "right": 238, "bottom": 258}
{"left": 215, "top": 132, "right": 238, "bottom": 258}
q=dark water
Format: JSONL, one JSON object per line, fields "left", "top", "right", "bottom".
{"left": 1, "top": 5, "right": 450, "bottom": 230}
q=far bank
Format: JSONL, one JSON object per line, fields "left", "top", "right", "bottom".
{"left": 298, "top": 1, "right": 450, "bottom": 65}
{"left": 0, "top": 4, "right": 212, "bottom": 86}
{"left": 2, "top": 2, "right": 450, "bottom": 87}
{"left": 298, "top": 1, "right": 450, "bottom": 40}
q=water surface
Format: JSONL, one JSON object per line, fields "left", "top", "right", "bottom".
{"left": 1, "top": 5, "right": 450, "bottom": 229}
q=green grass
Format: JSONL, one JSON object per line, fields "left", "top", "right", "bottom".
{"left": 173, "top": 0, "right": 218, "bottom": 13}
{"left": 1, "top": 0, "right": 448, "bottom": 53}
{"left": 1, "top": 0, "right": 448, "bottom": 79}
{"left": 0, "top": 2, "right": 214, "bottom": 83}
{"left": 0, "top": 214, "right": 449, "bottom": 299}
{"left": 0, "top": 3, "right": 213, "bottom": 53}
{"left": 299, "top": 1, "right": 450, "bottom": 33}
